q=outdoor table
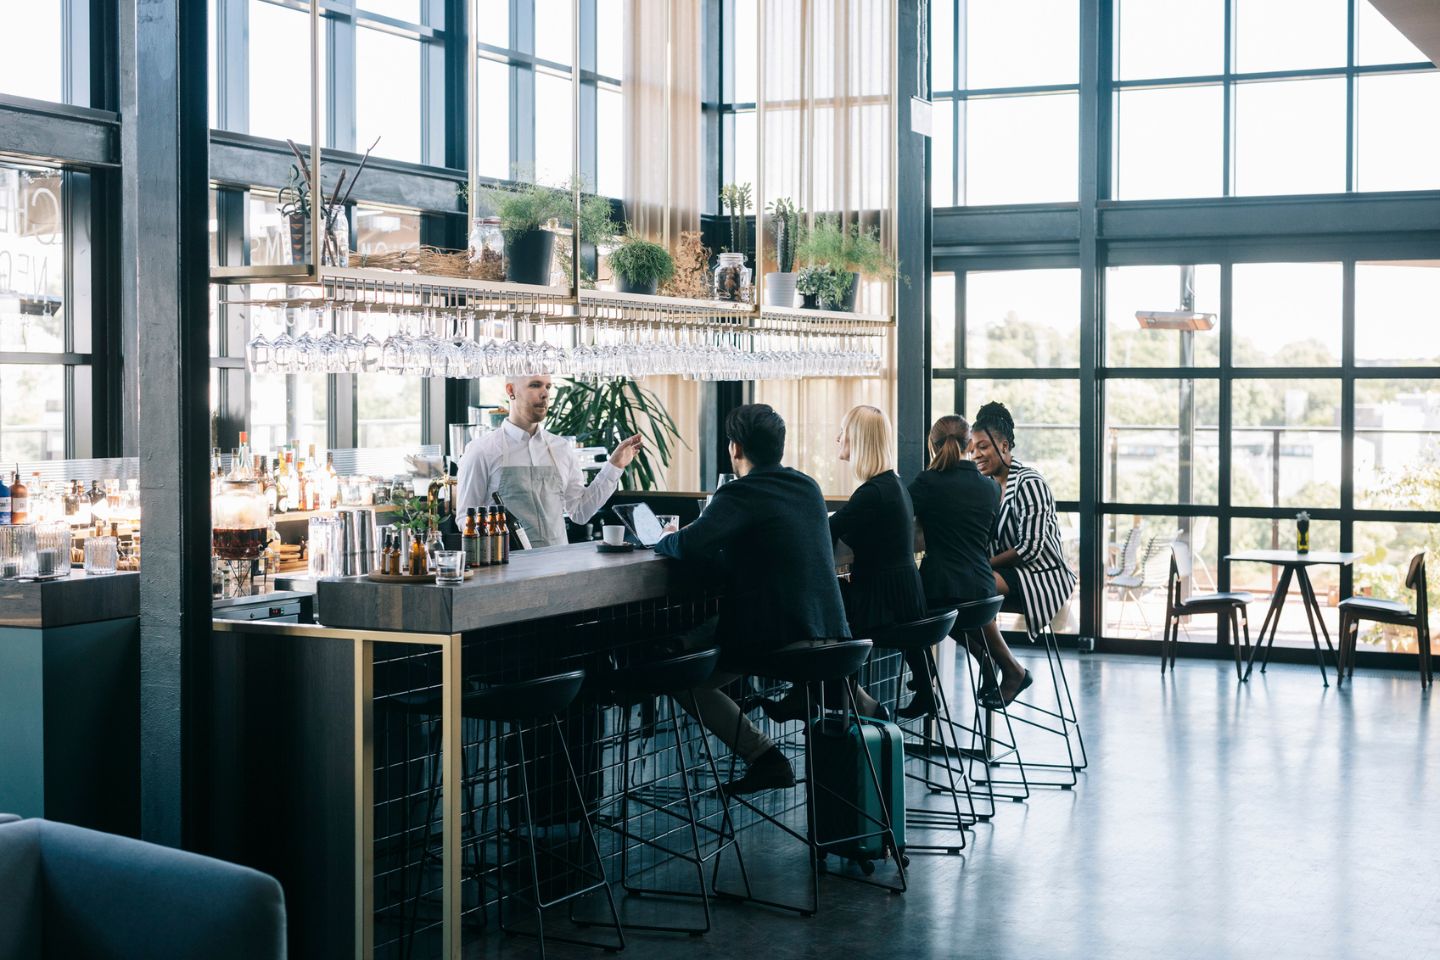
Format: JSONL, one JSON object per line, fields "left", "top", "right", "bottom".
{"left": 1224, "top": 550, "right": 1359, "bottom": 687}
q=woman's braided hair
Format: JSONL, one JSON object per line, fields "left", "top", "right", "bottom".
{"left": 973, "top": 401, "right": 1016, "bottom": 451}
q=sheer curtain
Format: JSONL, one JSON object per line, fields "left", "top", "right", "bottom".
{"left": 754, "top": 0, "right": 897, "bottom": 495}
{"left": 622, "top": 0, "right": 704, "bottom": 490}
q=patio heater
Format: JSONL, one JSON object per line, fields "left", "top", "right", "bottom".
{"left": 1136, "top": 266, "right": 1216, "bottom": 598}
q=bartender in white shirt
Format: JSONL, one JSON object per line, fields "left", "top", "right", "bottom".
{"left": 457, "top": 374, "right": 644, "bottom": 548}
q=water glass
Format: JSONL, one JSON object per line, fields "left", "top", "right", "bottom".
{"left": 308, "top": 516, "right": 345, "bottom": 579}
{"left": 85, "top": 536, "right": 119, "bottom": 576}
{"left": 0, "top": 524, "right": 37, "bottom": 579}
{"left": 34, "top": 522, "right": 72, "bottom": 579}
{"left": 657, "top": 514, "right": 681, "bottom": 535}
{"left": 434, "top": 550, "right": 466, "bottom": 584}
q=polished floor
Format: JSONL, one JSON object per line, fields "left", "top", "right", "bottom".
{"left": 468, "top": 650, "right": 1440, "bottom": 960}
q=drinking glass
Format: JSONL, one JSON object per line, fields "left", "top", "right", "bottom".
{"left": 434, "top": 550, "right": 466, "bottom": 584}
{"left": 656, "top": 514, "right": 681, "bottom": 535}
{"left": 84, "top": 536, "right": 119, "bottom": 576}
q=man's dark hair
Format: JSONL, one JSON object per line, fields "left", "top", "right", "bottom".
{"left": 726, "top": 403, "right": 786, "bottom": 468}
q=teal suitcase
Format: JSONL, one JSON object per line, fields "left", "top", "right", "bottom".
{"left": 810, "top": 715, "right": 906, "bottom": 872}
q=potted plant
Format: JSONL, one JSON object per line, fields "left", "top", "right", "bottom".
{"left": 765, "top": 197, "right": 802, "bottom": 307}
{"left": 795, "top": 215, "right": 899, "bottom": 312}
{"left": 796, "top": 264, "right": 855, "bottom": 311}
{"left": 479, "top": 180, "right": 572, "bottom": 285}
{"left": 608, "top": 232, "right": 675, "bottom": 296}
{"left": 715, "top": 182, "right": 753, "bottom": 302}
{"left": 547, "top": 378, "right": 686, "bottom": 492}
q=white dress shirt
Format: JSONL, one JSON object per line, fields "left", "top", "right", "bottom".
{"left": 456, "top": 419, "right": 623, "bottom": 546}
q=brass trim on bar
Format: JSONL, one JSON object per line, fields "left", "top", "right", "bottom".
{"left": 213, "top": 618, "right": 465, "bottom": 959}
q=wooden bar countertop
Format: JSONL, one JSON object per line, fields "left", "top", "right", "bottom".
{"left": 0, "top": 571, "right": 141, "bottom": 629}
{"left": 315, "top": 537, "right": 871, "bottom": 636}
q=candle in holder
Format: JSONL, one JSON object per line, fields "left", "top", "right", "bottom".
{"left": 36, "top": 547, "right": 59, "bottom": 578}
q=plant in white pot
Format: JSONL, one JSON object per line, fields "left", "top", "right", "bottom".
{"left": 765, "top": 197, "right": 802, "bottom": 307}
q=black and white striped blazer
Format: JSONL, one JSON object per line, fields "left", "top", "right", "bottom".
{"left": 991, "top": 459, "right": 1076, "bottom": 637}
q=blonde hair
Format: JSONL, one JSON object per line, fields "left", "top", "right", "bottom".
{"left": 842, "top": 405, "right": 895, "bottom": 483}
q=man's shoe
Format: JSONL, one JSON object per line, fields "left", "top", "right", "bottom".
{"left": 723, "top": 747, "right": 796, "bottom": 796}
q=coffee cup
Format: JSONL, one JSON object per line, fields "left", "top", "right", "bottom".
{"left": 602, "top": 525, "right": 628, "bottom": 547}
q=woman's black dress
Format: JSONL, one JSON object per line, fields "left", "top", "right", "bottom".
{"left": 829, "top": 470, "right": 927, "bottom": 638}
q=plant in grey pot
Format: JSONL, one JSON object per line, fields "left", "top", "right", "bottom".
{"left": 609, "top": 232, "right": 675, "bottom": 296}
{"left": 765, "top": 197, "right": 802, "bottom": 307}
{"left": 479, "top": 180, "right": 572, "bottom": 285}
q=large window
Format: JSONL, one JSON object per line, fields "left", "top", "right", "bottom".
{"left": 477, "top": 0, "right": 623, "bottom": 194}
{"left": 0, "top": 165, "right": 89, "bottom": 463}
{"left": 1112, "top": 0, "right": 1440, "bottom": 199}
{"left": 930, "top": 0, "right": 1080, "bottom": 206}
{"left": 216, "top": 0, "right": 440, "bottom": 164}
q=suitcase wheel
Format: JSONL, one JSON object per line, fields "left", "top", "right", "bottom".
{"left": 855, "top": 858, "right": 875, "bottom": 876}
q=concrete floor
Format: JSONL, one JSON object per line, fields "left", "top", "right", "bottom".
{"left": 467, "top": 651, "right": 1440, "bottom": 960}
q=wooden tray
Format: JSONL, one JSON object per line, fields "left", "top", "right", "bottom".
{"left": 367, "top": 568, "right": 475, "bottom": 584}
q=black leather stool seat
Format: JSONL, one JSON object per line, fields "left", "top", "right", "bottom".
{"left": 952, "top": 596, "right": 1004, "bottom": 632}
{"left": 597, "top": 647, "right": 721, "bottom": 700}
{"left": 378, "top": 670, "right": 587, "bottom": 722}
{"left": 724, "top": 638, "right": 873, "bottom": 683}
{"left": 465, "top": 670, "right": 585, "bottom": 722}
{"left": 874, "top": 610, "right": 958, "bottom": 651}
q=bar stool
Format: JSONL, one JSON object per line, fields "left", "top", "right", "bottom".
{"left": 872, "top": 608, "right": 982, "bottom": 853}
{"left": 470, "top": 670, "right": 624, "bottom": 958}
{"left": 970, "top": 602, "right": 1087, "bottom": 792}
{"left": 589, "top": 646, "right": 749, "bottom": 936}
{"left": 720, "top": 638, "right": 905, "bottom": 918}
{"left": 385, "top": 671, "right": 624, "bottom": 959}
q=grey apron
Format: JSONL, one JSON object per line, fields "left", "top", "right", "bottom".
{"left": 496, "top": 437, "right": 567, "bottom": 548}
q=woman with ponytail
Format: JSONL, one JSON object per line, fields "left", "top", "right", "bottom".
{"left": 904, "top": 415, "right": 1006, "bottom": 716}
{"left": 970, "top": 400, "right": 1076, "bottom": 706}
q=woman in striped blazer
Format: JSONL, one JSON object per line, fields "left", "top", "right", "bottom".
{"left": 969, "top": 401, "right": 1077, "bottom": 707}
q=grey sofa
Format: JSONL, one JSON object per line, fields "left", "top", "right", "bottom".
{"left": 0, "top": 817, "right": 286, "bottom": 959}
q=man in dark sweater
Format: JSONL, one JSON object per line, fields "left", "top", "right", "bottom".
{"left": 655, "top": 404, "right": 850, "bottom": 794}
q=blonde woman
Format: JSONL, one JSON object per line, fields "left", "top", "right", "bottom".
{"left": 827, "top": 405, "right": 927, "bottom": 640}
{"left": 759, "top": 404, "right": 925, "bottom": 724}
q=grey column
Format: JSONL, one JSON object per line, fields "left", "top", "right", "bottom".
{"left": 895, "top": 0, "right": 928, "bottom": 479}
{"left": 120, "top": 0, "right": 214, "bottom": 847}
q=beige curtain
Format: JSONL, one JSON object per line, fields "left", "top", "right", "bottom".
{"left": 623, "top": 0, "right": 704, "bottom": 491}
{"left": 754, "top": 0, "right": 897, "bottom": 495}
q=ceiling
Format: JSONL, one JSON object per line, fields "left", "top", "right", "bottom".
{"left": 1368, "top": 0, "right": 1440, "bottom": 67}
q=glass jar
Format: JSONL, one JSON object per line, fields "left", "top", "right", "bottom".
{"left": 0, "top": 524, "right": 37, "bottom": 579}
{"left": 34, "top": 522, "right": 71, "bottom": 579}
{"left": 713, "top": 252, "right": 753, "bottom": 303}
{"left": 212, "top": 479, "right": 271, "bottom": 560}
{"left": 469, "top": 216, "right": 505, "bottom": 280}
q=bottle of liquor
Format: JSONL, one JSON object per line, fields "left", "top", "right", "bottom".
{"left": 0, "top": 471, "right": 10, "bottom": 525}
{"left": 478, "top": 507, "right": 494, "bottom": 567}
{"left": 462, "top": 508, "right": 480, "bottom": 568}
{"left": 63, "top": 481, "right": 79, "bottom": 518}
{"left": 10, "top": 468, "right": 29, "bottom": 524}
{"left": 407, "top": 532, "right": 427, "bottom": 576}
{"left": 324, "top": 452, "right": 338, "bottom": 509}
{"left": 487, "top": 505, "right": 509, "bottom": 565}
{"left": 274, "top": 457, "right": 290, "bottom": 514}
{"left": 238, "top": 431, "right": 251, "bottom": 475}
{"left": 490, "top": 492, "right": 529, "bottom": 551}
{"left": 89, "top": 480, "right": 105, "bottom": 509}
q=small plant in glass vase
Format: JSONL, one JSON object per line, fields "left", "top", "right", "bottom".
{"left": 765, "top": 197, "right": 802, "bottom": 307}
{"left": 391, "top": 491, "right": 452, "bottom": 574}
{"left": 715, "top": 182, "right": 753, "bottom": 303}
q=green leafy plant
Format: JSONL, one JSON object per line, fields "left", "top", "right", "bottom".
{"left": 767, "top": 197, "right": 802, "bottom": 273}
{"left": 720, "top": 182, "right": 753, "bottom": 260}
{"left": 796, "top": 263, "right": 854, "bottom": 309}
{"left": 579, "top": 192, "right": 620, "bottom": 247}
{"left": 477, "top": 180, "right": 573, "bottom": 246}
{"left": 547, "top": 378, "right": 687, "bottom": 491}
{"left": 392, "top": 491, "right": 450, "bottom": 536}
{"left": 609, "top": 233, "right": 676, "bottom": 287}
{"left": 796, "top": 214, "right": 900, "bottom": 281}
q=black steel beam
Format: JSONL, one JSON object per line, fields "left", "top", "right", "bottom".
{"left": 896, "top": 0, "right": 927, "bottom": 479}
{"left": 933, "top": 204, "right": 1081, "bottom": 251}
{"left": 0, "top": 96, "right": 119, "bottom": 168}
{"left": 121, "top": 0, "right": 213, "bottom": 848}
{"left": 208, "top": 130, "right": 466, "bottom": 214}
